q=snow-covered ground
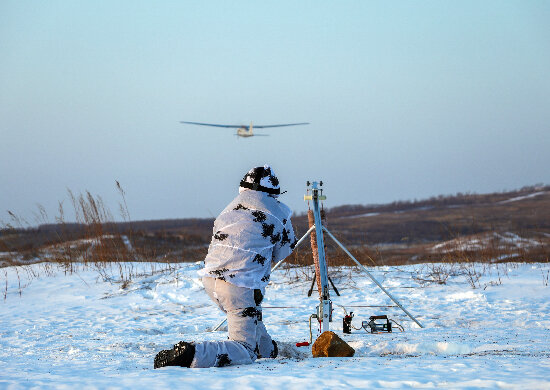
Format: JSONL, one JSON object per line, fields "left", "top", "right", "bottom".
{"left": 1, "top": 261, "right": 549, "bottom": 389}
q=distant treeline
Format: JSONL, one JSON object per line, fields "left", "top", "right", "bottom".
{"left": 292, "top": 184, "right": 550, "bottom": 246}
{"left": 0, "top": 218, "right": 214, "bottom": 253}
{"left": 2, "top": 184, "right": 549, "bottom": 256}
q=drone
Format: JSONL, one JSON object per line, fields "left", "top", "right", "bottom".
{"left": 180, "top": 121, "right": 309, "bottom": 138}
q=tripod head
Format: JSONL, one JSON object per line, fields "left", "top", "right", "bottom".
{"left": 304, "top": 181, "right": 326, "bottom": 201}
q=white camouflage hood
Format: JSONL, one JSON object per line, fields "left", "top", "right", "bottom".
{"left": 239, "top": 165, "right": 280, "bottom": 197}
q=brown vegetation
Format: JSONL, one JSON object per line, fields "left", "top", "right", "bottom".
{"left": 1, "top": 185, "right": 549, "bottom": 268}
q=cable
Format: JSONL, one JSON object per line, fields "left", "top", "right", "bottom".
{"left": 344, "top": 305, "right": 397, "bottom": 308}
{"left": 333, "top": 303, "right": 348, "bottom": 316}
{"left": 389, "top": 319, "right": 405, "bottom": 332}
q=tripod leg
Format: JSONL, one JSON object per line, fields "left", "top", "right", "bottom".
{"left": 271, "top": 225, "right": 315, "bottom": 273}
{"left": 328, "top": 276, "right": 340, "bottom": 296}
{"left": 322, "top": 226, "right": 424, "bottom": 328}
{"left": 307, "top": 271, "right": 316, "bottom": 297}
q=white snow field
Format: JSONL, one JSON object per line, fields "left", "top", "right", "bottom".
{"left": 1, "top": 261, "right": 549, "bottom": 389}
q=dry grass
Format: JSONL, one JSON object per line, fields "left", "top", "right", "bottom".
{"left": 0, "top": 183, "right": 193, "bottom": 299}
{"left": 2, "top": 184, "right": 549, "bottom": 299}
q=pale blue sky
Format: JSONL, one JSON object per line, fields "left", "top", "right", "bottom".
{"left": 1, "top": 1, "right": 549, "bottom": 223}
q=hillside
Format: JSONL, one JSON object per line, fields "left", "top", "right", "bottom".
{"left": 308, "top": 185, "right": 550, "bottom": 265}
{"left": 1, "top": 185, "right": 549, "bottom": 266}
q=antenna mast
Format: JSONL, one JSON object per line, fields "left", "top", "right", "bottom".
{"left": 304, "top": 181, "right": 331, "bottom": 332}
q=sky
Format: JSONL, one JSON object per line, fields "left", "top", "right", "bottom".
{"left": 1, "top": 1, "right": 549, "bottom": 224}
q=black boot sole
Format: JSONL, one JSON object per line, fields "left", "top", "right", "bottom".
{"left": 154, "top": 341, "right": 195, "bottom": 369}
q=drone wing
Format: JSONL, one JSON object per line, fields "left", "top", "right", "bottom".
{"left": 180, "top": 121, "right": 243, "bottom": 128}
{"left": 254, "top": 122, "right": 309, "bottom": 128}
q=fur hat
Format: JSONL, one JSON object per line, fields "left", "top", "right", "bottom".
{"left": 239, "top": 165, "right": 280, "bottom": 195}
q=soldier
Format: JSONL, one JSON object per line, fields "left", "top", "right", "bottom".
{"left": 155, "top": 165, "right": 296, "bottom": 368}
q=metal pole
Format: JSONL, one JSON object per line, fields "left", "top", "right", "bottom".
{"left": 322, "top": 226, "right": 424, "bottom": 328}
{"left": 309, "top": 182, "right": 331, "bottom": 333}
{"left": 211, "top": 317, "right": 228, "bottom": 332}
{"left": 271, "top": 225, "right": 315, "bottom": 273}
{"left": 212, "top": 225, "right": 315, "bottom": 332}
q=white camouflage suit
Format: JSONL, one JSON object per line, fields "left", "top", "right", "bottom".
{"left": 191, "top": 166, "right": 296, "bottom": 368}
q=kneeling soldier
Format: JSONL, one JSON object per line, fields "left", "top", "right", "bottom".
{"left": 154, "top": 165, "right": 296, "bottom": 368}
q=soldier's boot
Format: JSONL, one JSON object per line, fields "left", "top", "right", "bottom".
{"left": 154, "top": 341, "right": 195, "bottom": 369}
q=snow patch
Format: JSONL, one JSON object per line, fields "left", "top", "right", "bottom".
{"left": 499, "top": 191, "right": 548, "bottom": 203}
{"left": 344, "top": 212, "right": 380, "bottom": 219}
{"left": 444, "top": 290, "right": 482, "bottom": 301}
{"left": 392, "top": 342, "right": 472, "bottom": 355}
{"left": 431, "top": 231, "right": 541, "bottom": 253}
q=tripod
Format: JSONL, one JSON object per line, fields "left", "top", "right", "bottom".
{"left": 212, "top": 181, "right": 423, "bottom": 332}
{"left": 307, "top": 271, "right": 340, "bottom": 297}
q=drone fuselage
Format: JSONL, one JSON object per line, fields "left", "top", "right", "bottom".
{"left": 236, "top": 125, "right": 254, "bottom": 137}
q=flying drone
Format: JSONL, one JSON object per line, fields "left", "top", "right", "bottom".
{"left": 180, "top": 121, "right": 309, "bottom": 137}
